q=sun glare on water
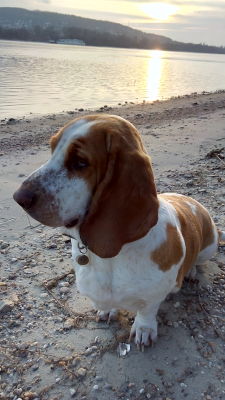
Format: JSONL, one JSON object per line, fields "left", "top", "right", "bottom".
{"left": 140, "top": 2, "right": 178, "bottom": 21}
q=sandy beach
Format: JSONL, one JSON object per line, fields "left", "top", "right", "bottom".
{"left": 1, "top": 91, "right": 225, "bottom": 400}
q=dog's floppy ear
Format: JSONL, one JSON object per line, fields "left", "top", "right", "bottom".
{"left": 79, "top": 118, "right": 159, "bottom": 258}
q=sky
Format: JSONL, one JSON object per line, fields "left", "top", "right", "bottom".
{"left": 0, "top": 0, "right": 225, "bottom": 47}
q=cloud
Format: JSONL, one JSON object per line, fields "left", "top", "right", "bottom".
{"left": 113, "top": 0, "right": 225, "bottom": 12}
{"left": 0, "top": 0, "right": 51, "bottom": 6}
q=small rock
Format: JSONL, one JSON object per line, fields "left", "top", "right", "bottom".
{"left": 11, "top": 294, "right": 19, "bottom": 304}
{"left": 0, "top": 299, "right": 14, "bottom": 314}
{"left": 59, "top": 281, "right": 69, "bottom": 287}
{"left": 0, "top": 242, "right": 9, "bottom": 249}
{"left": 104, "top": 383, "right": 112, "bottom": 390}
{"left": 64, "top": 318, "right": 75, "bottom": 330}
{"left": 40, "top": 293, "right": 48, "bottom": 298}
{"left": 76, "top": 367, "right": 87, "bottom": 377}
{"left": 85, "top": 346, "right": 98, "bottom": 355}
{"left": 59, "top": 287, "right": 69, "bottom": 294}
{"left": 23, "top": 391, "right": 37, "bottom": 399}
{"left": 69, "top": 388, "right": 76, "bottom": 397}
{"left": 47, "top": 243, "right": 57, "bottom": 249}
{"left": 92, "top": 385, "right": 99, "bottom": 391}
{"left": 95, "top": 375, "right": 103, "bottom": 382}
{"left": 7, "top": 117, "right": 17, "bottom": 124}
{"left": 139, "top": 388, "right": 145, "bottom": 394}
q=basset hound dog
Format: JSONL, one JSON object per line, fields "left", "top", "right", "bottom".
{"left": 13, "top": 114, "right": 225, "bottom": 349}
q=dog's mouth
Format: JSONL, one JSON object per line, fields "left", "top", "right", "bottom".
{"left": 65, "top": 218, "right": 79, "bottom": 229}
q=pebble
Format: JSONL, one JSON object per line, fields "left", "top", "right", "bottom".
{"left": 76, "top": 367, "right": 87, "bottom": 377}
{"left": 95, "top": 375, "right": 103, "bottom": 382}
{"left": 92, "top": 385, "right": 99, "bottom": 391}
{"left": 23, "top": 392, "right": 37, "bottom": 399}
{"left": 0, "top": 299, "right": 14, "bottom": 314}
{"left": 0, "top": 241, "right": 9, "bottom": 249}
{"left": 40, "top": 293, "right": 48, "bottom": 298}
{"left": 69, "top": 388, "right": 76, "bottom": 397}
{"left": 104, "top": 383, "right": 112, "bottom": 390}
{"left": 59, "top": 287, "right": 69, "bottom": 294}
{"left": 58, "top": 281, "right": 70, "bottom": 287}
{"left": 14, "top": 389, "right": 23, "bottom": 396}
{"left": 85, "top": 346, "right": 98, "bottom": 355}
{"left": 64, "top": 318, "right": 75, "bottom": 329}
{"left": 139, "top": 388, "right": 145, "bottom": 394}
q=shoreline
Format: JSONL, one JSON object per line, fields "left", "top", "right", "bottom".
{"left": 1, "top": 89, "right": 225, "bottom": 123}
{"left": 1, "top": 90, "right": 225, "bottom": 155}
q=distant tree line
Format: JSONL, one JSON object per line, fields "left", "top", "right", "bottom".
{"left": 0, "top": 25, "right": 225, "bottom": 54}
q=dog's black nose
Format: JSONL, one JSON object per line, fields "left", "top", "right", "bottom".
{"left": 13, "top": 188, "right": 36, "bottom": 210}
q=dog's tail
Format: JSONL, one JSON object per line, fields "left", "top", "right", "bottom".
{"left": 218, "top": 230, "right": 225, "bottom": 243}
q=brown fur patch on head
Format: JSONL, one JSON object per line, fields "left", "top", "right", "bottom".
{"left": 160, "top": 194, "right": 215, "bottom": 287}
{"left": 50, "top": 134, "right": 59, "bottom": 152}
{"left": 77, "top": 115, "right": 159, "bottom": 258}
{"left": 151, "top": 223, "right": 184, "bottom": 271}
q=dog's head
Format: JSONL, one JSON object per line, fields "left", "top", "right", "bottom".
{"left": 13, "top": 114, "right": 159, "bottom": 257}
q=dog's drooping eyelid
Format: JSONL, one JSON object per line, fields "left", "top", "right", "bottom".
{"left": 64, "top": 144, "right": 89, "bottom": 172}
{"left": 72, "top": 157, "right": 89, "bottom": 170}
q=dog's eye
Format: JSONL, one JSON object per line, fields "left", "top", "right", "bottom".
{"left": 73, "top": 158, "right": 88, "bottom": 170}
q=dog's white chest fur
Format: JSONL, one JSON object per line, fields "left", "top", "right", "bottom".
{"left": 71, "top": 201, "right": 183, "bottom": 313}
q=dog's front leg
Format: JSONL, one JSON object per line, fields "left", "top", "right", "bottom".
{"left": 129, "top": 303, "right": 160, "bottom": 350}
{"left": 91, "top": 301, "right": 118, "bottom": 324}
{"left": 96, "top": 309, "right": 118, "bottom": 323}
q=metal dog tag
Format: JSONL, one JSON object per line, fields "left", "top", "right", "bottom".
{"left": 76, "top": 255, "right": 89, "bottom": 265}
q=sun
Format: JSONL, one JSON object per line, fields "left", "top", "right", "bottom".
{"left": 140, "top": 2, "right": 178, "bottom": 21}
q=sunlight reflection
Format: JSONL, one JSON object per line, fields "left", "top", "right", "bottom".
{"left": 147, "top": 50, "right": 163, "bottom": 101}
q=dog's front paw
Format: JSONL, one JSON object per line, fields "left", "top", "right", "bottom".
{"left": 96, "top": 309, "right": 118, "bottom": 324}
{"left": 129, "top": 315, "right": 158, "bottom": 351}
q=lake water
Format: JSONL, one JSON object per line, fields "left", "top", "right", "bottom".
{"left": 1, "top": 40, "right": 225, "bottom": 119}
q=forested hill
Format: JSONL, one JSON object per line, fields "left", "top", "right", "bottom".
{"left": 0, "top": 7, "right": 225, "bottom": 54}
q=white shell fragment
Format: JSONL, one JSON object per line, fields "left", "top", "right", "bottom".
{"left": 117, "top": 342, "right": 131, "bottom": 357}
